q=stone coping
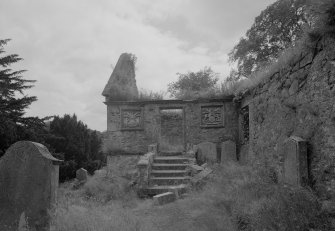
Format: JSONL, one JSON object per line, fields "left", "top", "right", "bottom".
{"left": 104, "top": 97, "right": 234, "bottom": 106}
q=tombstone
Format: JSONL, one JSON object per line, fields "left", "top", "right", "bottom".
{"left": 221, "top": 140, "right": 237, "bottom": 162}
{"left": 148, "top": 143, "right": 158, "bottom": 155}
{"left": 196, "top": 142, "right": 217, "bottom": 163}
{"left": 0, "top": 141, "right": 62, "bottom": 231}
{"left": 76, "top": 168, "right": 88, "bottom": 182}
{"left": 283, "top": 136, "right": 308, "bottom": 186}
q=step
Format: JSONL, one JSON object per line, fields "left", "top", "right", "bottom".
{"left": 145, "top": 184, "right": 188, "bottom": 196}
{"left": 154, "top": 156, "right": 189, "bottom": 164}
{"left": 159, "top": 151, "right": 183, "bottom": 156}
{"left": 151, "top": 170, "right": 187, "bottom": 177}
{"left": 152, "top": 163, "right": 188, "bottom": 170}
{"left": 150, "top": 177, "right": 189, "bottom": 185}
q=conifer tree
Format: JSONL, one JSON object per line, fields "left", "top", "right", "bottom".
{"left": 0, "top": 39, "right": 44, "bottom": 156}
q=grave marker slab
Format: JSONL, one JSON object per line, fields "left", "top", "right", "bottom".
{"left": 76, "top": 168, "right": 88, "bottom": 182}
{"left": 196, "top": 142, "right": 217, "bottom": 163}
{"left": 221, "top": 140, "right": 237, "bottom": 162}
{"left": 0, "top": 141, "right": 61, "bottom": 231}
{"left": 283, "top": 136, "right": 308, "bottom": 186}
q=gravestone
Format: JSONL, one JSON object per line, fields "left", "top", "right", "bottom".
{"left": 0, "top": 141, "right": 61, "bottom": 231}
{"left": 148, "top": 143, "right": 158, "bottom": 154}
{"left": 221, "top": 140, "right": 237, "bottom": 162}
{"left": 283, "top": 136, "right": 308, "bottom": 186}
{"left": 76, "top": 168, "right": 88, "bottom": 182}
{"left": 196, "top": 142, "right": 217, "bottom": 163}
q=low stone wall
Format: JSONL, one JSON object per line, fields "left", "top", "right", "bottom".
{"left": 241, "top": 36, "right": 335, "bottom": 199}
{"left": 104, "top": 98, "right": 238, "bottom": 154}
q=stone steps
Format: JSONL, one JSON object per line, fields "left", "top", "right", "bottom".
{"left": 154, "top": 156, "right": 189, "bottom": 164}
{"left": 150, "top": 176, "right": 189, "bottom": 185}
{"left": 151, "top": 170, "right": 187, "bottom": 177}
{"left": 159, "top": 151, "right": 183, "bottom": 156}
{"left": 151, "top": 163, "right": 188, "bottom": 170}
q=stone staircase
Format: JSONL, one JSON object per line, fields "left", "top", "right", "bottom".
{"left": 145, "top": 151, "right": 190, "bottom": 196}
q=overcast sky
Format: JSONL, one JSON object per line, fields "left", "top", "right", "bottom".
{"left": 1, "top": 0, "right": 276, "bottom": 131}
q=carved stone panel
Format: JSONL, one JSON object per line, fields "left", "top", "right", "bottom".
{"left": 201, "top": 105, "right": 224, "bottom": 128}
{"left": 121, "top": 109, "right": 143, "bottom": 130}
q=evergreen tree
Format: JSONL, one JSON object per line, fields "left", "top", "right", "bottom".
{"left": 0, "top": 39, "right": 44, "bottom": 156}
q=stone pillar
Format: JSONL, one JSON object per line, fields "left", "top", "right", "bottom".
{"left": 283, "top": 136, "right": 308, "bottom": 186}
{"left": 221, "top": 140, "right": 237, "bottom": 162}
{"left": 0, "top": 141, "right": 62, "bottom": 231}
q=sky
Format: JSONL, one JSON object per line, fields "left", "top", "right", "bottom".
{"left": 0, "top": 0, "right": 276, "bottom": 131}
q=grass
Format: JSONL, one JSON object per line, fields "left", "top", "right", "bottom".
{"left": 51, "top": 161, "right": 332, "bottom": 231}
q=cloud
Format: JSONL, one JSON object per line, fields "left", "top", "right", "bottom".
{"left": 0, "top": 0, "right": 276, "bottom": 131}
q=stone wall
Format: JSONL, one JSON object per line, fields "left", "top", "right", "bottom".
{"left": 241, "top": 37, "right": 335, "bottom": 199}
{"left": 104, "top": 98, "right": 238, "bottom": 154}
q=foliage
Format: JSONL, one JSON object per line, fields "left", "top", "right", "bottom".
{"left": 0, "top": 39, "right": 45, "bottom": 157}
{"left": 137, "top": 89, "right": 165, "bottom": 100}
{"left": 46, "top": 114, "right": 104, "bottom": 181}
{"left": 203, "top": 163, "right": 332, "bottom": 231}
{"left": 167, "top": 67, "right": 219, "bottom": 99}
{"left": 229, "top": 0, "right": 309, "bottom": 78}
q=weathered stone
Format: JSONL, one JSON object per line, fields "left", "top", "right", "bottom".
{"left": 153, "top": 192, "right": 176, "bottom": 205}
{"left": 283, "top": 136, "right": 308, "bottom": 186}
{"left": 196, "top": 141, "right": 217, "bottom": 163}
{"left": 0, "top": 141, "right": 61, "bottom": 231}
{"left": 289, "top": 79, "right": 299, "bottom": 95}
{"left": 148, "top": 143, "right": 158, "bottom": 154}
{"left": 102, "top": 53, "right": 138, "bottom": 101}
{"left": 187, "top": 164, "right": 204, "bottom": 176}
{"left": 221, "top": 140, "right": 237, "bottom": 162}
{"left": 191, "top": 167, "right": 213, "bottom": 185}
{"left": 76, "top": 168, "right": 88, "bottom": 182}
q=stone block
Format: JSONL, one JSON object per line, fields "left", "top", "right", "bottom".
{"left": 76, "top": 168, "right": 88, "bottom": 182}
{"left": 153, "top": 192, "right": 176, "bottom": 205}
{"left": 191, "top": 167, "right": 213, "bottom": 185}
{"left": 196, "top": 141, "right": 217, "bottom": 163}
{"left": 221, "top": 140, "right": 237, "bottom": 162}
{"left": 148, "top": 143, "right": 158, "bottom": 154}
{"left": 283, "top": 136, "right": 308, "bottom": 186}
{"left": 0, "top": 141, "right": 62, "bottom": 231}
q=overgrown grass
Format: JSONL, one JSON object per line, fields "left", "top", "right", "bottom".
{"left": 202, "top": 162, "right": 332, "bottom": 231}
{"left": 137, "top": 89, "right": 166, "bottom": 100}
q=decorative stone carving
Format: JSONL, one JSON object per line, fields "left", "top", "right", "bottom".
{"left": 121, "top": 109, "right": 143, "bottom": 130}
{"left": 201, "top": 106, "right": 224, "bottom": 128}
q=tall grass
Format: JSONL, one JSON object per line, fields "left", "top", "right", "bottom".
{"left": 202, "top": 162, "right": 332, "bottom": 231}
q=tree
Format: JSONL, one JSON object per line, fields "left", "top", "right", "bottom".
{"left": 46, "top": 114, "right": 103, "bottom": 181}
{"left": 0, "top": 39, "right": 44, "bottom": 156}
{"left": 229, "top": 0, "right": 309, "bottom": 78}
{"left": 167, "top": 67, "right": 219, "bottom": 99}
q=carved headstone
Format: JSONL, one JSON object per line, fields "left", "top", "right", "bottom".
{"left": 221, "top": 140, "right": 237, "bottom": 162}
{"left": 102, "top": 53, "right": 139, "bottom": 101}
{"left": 196, "top": 142, "right": 217, "bottom": 163}
{"left": 0, "top": 141, "right": 61, "bottom": 231}
{"left": 76, "top": 168, "right": 88, "bottom": 182}
{"left": 283, "top": 136, "right": 308, "bottom": 186}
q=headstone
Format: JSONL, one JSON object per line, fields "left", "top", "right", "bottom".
{"left": 221, "top": 140, "right": 237, "bottom": 162}
{"left": 148, "top": 143, "right": 158, "bottom": 154}
{"left": 76, "top": 168, "right": 88, "bottom": 182}
{"left": 0, "top": 141, "right": 61, "bottom": 231}
{"left": 153, "top": 192, "right": 176, "bottom": 205}
{"left": 283, "top": 136, "right": 308, "bottom": 186}
{"left": 102, "top": 53, "right": 139, "bottom": 101}
{"left": 196, "top": 142, "right": 217, "bottom": 163}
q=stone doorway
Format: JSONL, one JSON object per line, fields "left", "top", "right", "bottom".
{"left": 159, "top": 108, "right": 185, "bottom": 152}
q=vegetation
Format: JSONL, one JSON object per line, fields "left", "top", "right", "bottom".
{"left": 137, "top": 89, "right": 165, "bottom": 100}
{"left": 51, "top": 162, "right": 332, "bottom": 231}
{"left": 46, "top": 114, "right": 104, "bottom": 182}
{"left": 0, "top": 39, "right": 47, "bottom": 157}
{"left": 167, "top": 67, "right": 220, "bottom": 99}
{"left": 229, "top": 0, "right": 309, "bottom": 78}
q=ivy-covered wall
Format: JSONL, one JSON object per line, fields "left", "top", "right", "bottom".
{"left": 241, "top": 36, "right": 335, "bottom": 200}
